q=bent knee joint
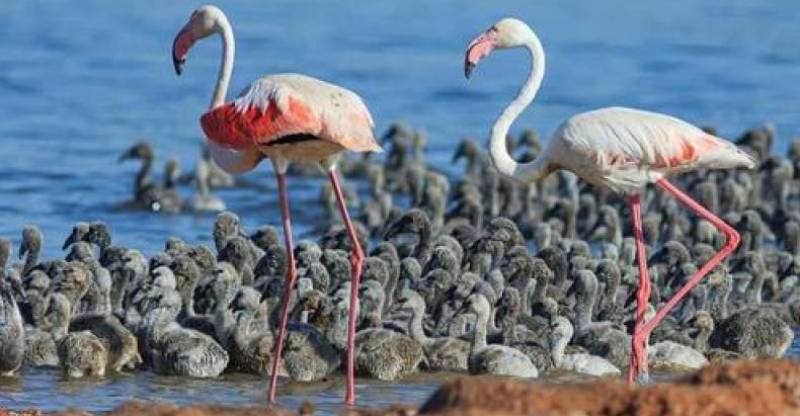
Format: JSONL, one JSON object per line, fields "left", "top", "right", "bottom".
{"left": 351, "top": 246, "right": 365, "bottom": 263}
{"left": 723, "top": 228, "right": 741, "bottom": 250}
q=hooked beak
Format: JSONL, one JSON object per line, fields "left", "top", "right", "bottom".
{"left": 454, "top": 295, "right": 474, "bottom": 317}
{"left": 565, "top": 281, "right": 577, "bottom": 297}
{"left": 464, "top": 62, "right": 475, "bottom": 79}
{"left": 118, "top": 148, "right": 135, "bottom": 163}
{"left": 63, "top": 229, "right": 78, "bottom": 250}
{"left": 173, "top": 56, "right": 185, "bottom": 76}
{"left": 172, "top": 25, "right": 193, "bottom": 76}
{"left": 382, "top": 218, "right": 406, "bottom": 240}
{"left": 464, "top": 30, "right": 496, "bottom": 79}
{"left": 12, "top": 280, "right": 26, "bottom": 302}
{"left": 452, "top": 144, "right": 465, "bottom": 163}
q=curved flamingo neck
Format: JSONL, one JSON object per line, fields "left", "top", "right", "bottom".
{"left": 136, "top": 156, "right": 152, "bottom": 191}
{"left": 489, "top": 32, "right": 547, "bottom": 180}
{"left": 471, "top": 303, "right": 489, "bottom": 352}
{"left": 408, "top": 302, "right": 429, "bottom": 344}
{"left": 211, "top": 16, "right": 235, "bottom": 110}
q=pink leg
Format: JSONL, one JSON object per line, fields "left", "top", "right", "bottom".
{"left": 267, "top": 172, "right": 298, "bottom": 404}
{"left": 629, "top": 178, "right": 740, "bottom": 383}
{"left": 329, "top": 169, "right": 364, "bottom": 407}
{"left": 627, "top": 194, "right": 650, "bottom": 385}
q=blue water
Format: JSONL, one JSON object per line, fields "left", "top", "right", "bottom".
{"left": 1, "top": 0, "right": 800, "bottom": 257}
{"left": 1, "top": 0, "right": 800, "bottom": 412}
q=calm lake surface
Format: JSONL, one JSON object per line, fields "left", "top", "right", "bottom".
{"left": 1, "top": 0, "right": 799, "bottom": 412}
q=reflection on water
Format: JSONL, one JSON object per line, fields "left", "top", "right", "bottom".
{"left": 0, "top": 369, "right": 442, "bottom": 414}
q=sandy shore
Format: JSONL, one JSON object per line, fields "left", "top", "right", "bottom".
{"left": 4, "top": 359, "right": 800, "bottom": 416}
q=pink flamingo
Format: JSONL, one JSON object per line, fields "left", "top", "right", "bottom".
{"left": 464, "top": 18, "right": 754, "bottom": 384}
{"left": 171, "top": 5, "right": 381, "bottom": 405}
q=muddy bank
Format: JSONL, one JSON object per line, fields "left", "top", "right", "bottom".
{"left": 5, "top": 360, "right": 800, "bottom": 416}
{"left": 412, "top": 359, "right": 800, "bottom": 416}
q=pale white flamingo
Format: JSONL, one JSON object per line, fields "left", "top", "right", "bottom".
{"left": 464, "top": 18, "right": 754, "bottom": 384}
{"left": 171, "top": 5, "right": 381, "bottom": 405}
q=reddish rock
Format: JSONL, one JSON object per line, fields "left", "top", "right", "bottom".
{"left": 417, "top": 359, "right": 800, "bottom": 416}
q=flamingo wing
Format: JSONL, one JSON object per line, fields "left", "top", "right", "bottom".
{"left": 201, "top": 74, "right": 381, "bottom": 153}
{"left": 553, "top": 107, "right": 755, "bottom": 174}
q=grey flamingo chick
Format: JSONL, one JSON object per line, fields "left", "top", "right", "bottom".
{"left": 228, "top": 309, "right": 283, "bottom": 376}
{"left": 550, "top": 317, "right": 620, "bottom": 377}
{"left": 0, "top": 239, "right": 25, "bottom": 376}
{"left": 647, "top": 340, "right": 708, "bottom": 371}
{"left": 354, "top": 280, "right": 423, "bottom": 380}
{"left": 69, "top": 313, "right": 141, "bottom": 373}
{"left": 119, "top": 141, "right": 182, "bottom": 213}
{"left": 397, "top": 289, "right": 470, "bottom": 372}
{"left": 58, "top": 330, "right": 108, "bottom": 378}
{"left": 141, "top": 286, "right": 229, "bottom": 377}
{"left": 570, "top": 270, "right": 630, "bottom": 369}
{"left": 47, "top": 293, "right": 108, "bottom": 378}
{"left": 465, "top": 293, "right": 538, "bottom": 378}
{"left": 282, "top": 321, "right": 341, "bottom": 382}
{"left": 710, "top": 308, "right": 793, "bottom": 359}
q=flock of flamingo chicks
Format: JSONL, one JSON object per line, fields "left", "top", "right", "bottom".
{"left": 0, "top": 4, "right": 797, "bottom": 409}
{"left": 0, "top": 122, "right": 796, "bottom": 403}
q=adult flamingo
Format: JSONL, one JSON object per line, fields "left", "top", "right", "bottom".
{"left": 464, "top": 18, "right": 754, "bottom": 384}
{"left": 171, "top": 5, "right": 381, "bottom": 405}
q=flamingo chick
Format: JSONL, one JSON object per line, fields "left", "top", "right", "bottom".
{"left": 172, "top": 5, "right": 381, "bottom": 405}
{"left": 464, "top": 17, "right": 753, "bottom": 384}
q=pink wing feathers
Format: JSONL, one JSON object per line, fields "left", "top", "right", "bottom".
{"left": 201, "top": 74, "right": 381, "bottom": 153}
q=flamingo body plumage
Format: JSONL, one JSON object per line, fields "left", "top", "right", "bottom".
{"left": 172, "top": 5, "right": 380, "bottom": 407}
{"left": 540, "top": 107, "right": 755, "bottom": 194}
{"left": 201, "top": 75, "right": 380, "bottom": 160}
{"left": 465, "top": 17, "right": 751, "bottom": 385}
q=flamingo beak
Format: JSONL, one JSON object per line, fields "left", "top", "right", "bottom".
{"left": 172, "top": 25, "right": 194, "bottom": 76}
{"left": 464, "top": 30, "right": 497, "bottom": 79}
{"left": 118, "top": 147, "right": 136, "bottom": 163}
{"left": 63, "top": 229, "right": 79, "bottom": 250}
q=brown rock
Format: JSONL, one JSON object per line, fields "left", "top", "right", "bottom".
{"left": 416, "top": 360, "right": 800, "bottom": 416}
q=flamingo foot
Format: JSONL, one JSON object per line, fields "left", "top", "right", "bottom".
{"left": 636, "top": 371, "right": 652, "bottom": 385}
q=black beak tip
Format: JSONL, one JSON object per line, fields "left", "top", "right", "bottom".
{"left": 464, "top": 63, "right": 475, "bottom": 79}
{"left": 173, "top": 59, "right": 184, "bottom": 76}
